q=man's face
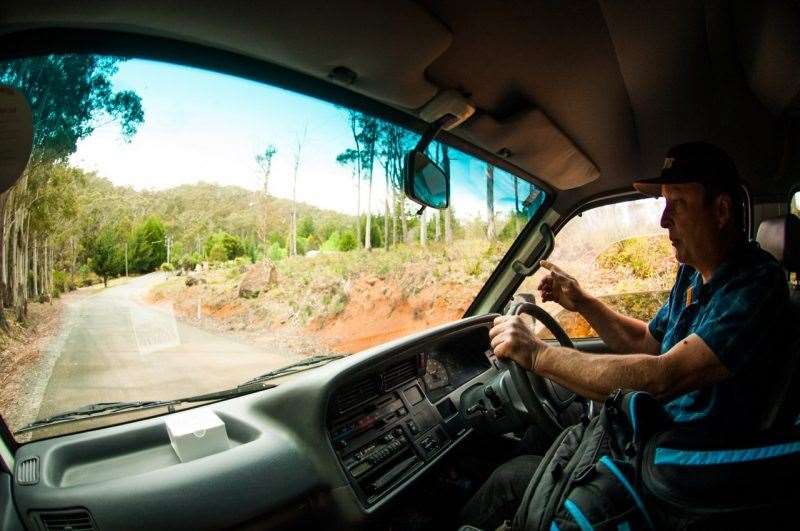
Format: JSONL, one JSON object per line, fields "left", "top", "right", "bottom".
{"left": 660, "top": 183, "right": 717, "bottom": 265}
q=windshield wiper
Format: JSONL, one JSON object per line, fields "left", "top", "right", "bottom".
{"left": 239, "top": 354, "right": 344, "bottom": 386}
{"left": 16, "top": 355, "right": 344, "bottom": 433}
{"left": 16, "top": 400, "right": 178, "bottom": 433}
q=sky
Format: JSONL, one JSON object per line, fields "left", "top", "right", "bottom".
{"left": 68, "top": 58, "right": 542, "bottom": 222}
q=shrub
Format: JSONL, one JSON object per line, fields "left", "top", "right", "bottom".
{"left": 267, "top": 242, "right": 287, "bottom": 261}
{"left": 465, "top": 258, "right": 482, "bottom": 277}
{"left": 306, "top": 234, "right": 320, "bottom": 251}
{"left": 321, "top": 231, "right": 341, "bottom": 252}
{"left": 160, "top": 262, "right": 174, "bottom": 272}
{"left": 597, "top": 235, "right": 673, "bottom": 279}
{"left": 204, "top": 232, "right": 245, "bottom": 261}
{"left": 338, "top": 231, "right": 358, "bottom": 252}
{"left": 208, "top": 242, "right": 228, "bottom": 262}
{"left": 233, "top": 256, "right": 251, "bottom": 268}
{"left": 53, "top": 270, "right": 71, "bottom": 294}
{"left": 179, "top": 253, "right": 197, "bottom": 272}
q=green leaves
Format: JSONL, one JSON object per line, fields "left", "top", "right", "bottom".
{"left": 87, "top": 225, "right": 124, "bottom": 285}
{"left": 130, "top": 216, "right": 167, "bottom": 273}
{"left": 0, "top": 54, "right": 144, "bottom": 164}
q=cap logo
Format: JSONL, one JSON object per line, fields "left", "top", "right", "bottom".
{"left": 663, "top": 157, "right": 674, "bottom": 169}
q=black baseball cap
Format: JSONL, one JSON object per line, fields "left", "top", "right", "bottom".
{"left": 633, "top": 141, "right": 740, "bottom": 197}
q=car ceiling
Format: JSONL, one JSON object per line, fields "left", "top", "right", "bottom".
{"left": 1, "top": 0, "right": 798, "bottom": 212}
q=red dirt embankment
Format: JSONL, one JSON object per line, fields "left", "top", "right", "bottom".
{"left": 308, "top": 276, "right": 474, "bottom": 352}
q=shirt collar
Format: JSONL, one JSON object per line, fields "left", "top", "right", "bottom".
{"left": 688, "top": 241, "right": 754, "bottom": 302}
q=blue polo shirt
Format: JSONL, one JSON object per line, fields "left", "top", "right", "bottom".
{"left": 648, "top": 241, "right": 791, "bottom": 431}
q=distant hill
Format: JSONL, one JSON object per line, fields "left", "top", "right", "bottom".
{"left": 76, "top": 173, "right": 355, "bottom": 256}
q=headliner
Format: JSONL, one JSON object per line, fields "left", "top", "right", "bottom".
{"left": 1, "top": 0, "right": 798, "bottom": 211}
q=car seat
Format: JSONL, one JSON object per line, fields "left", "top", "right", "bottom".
{"left": 755, "top": 214, "right": 800, "bottom": 428}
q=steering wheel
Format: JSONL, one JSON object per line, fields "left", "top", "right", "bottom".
{"left": 499, "top": 301, "right": 592, "bottom": 440}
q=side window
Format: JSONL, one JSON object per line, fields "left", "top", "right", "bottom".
{"left": 515, "top": 198, "right": 677, "bottom": 339}
{"left": 792, "top": 191, "right": 799, "bottom": 218}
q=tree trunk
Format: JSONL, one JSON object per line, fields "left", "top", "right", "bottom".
{"left": 441, "top": 145, "right": 453, "bottom": 244}
{"left": 514, "top": 177, "right": 520, "bottom": 235}
{"left": 400, "top": 197, "right": 408, "bottom": 243}
{"left": 435, "top": 211, "right": 441, "bottom": 241}
{"left": 32, "top": 237, "right": 38, "bottom": 299}
{"left": 391, "top": 189, "right": 398, "bottom": 247}
{"left": 0, "top": 191, "right": 7, "bottom": 308}
{"left": 383, "top": 174, "right": 390, "bottom": 251}
{"left": 23, "top": 217, "right": 30, "bottom": 302}
{"left": 486, "top": 164, "right": 496, "bottom": 240}
{"left": 356, "top": 172, "right": 362, "bottom": 247}
{"left": 365, "top": 170, "right": 373, "bottom": 250}
{"left": 419, "top": 210, "right": 427, "bottom": 247}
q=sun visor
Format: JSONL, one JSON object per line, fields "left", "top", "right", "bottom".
{"left": 459, "top": 109, "right": 599, "bottom": 190}
{"left": 0, "top": 87, "right": 32, "bottom": 194}
{"left": 3, "top": 0, "right": 452, "bottom": 110}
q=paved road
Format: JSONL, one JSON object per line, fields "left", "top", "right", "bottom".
{"left": 37, "top": 274, "right": 296, "bottom": 419}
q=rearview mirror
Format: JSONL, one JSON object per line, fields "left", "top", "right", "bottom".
{"left": 403, "top": 151, "right": 449, "bottom": 210}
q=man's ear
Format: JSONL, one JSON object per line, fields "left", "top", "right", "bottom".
{"left": 715, "top": 194, "right": 732, "bottom": 229}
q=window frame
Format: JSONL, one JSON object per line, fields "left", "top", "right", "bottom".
{"left": 489, "top": 189, "right": 644, "bottom": 315}
{"left": 494, "top": 189, "right": 678, "bottom": 347}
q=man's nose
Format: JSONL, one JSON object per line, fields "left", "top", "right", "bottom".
{"left": 660, "top": 203, "right": 673, "bottom": 229}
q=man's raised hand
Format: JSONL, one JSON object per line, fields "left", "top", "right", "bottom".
{"left": 537, "top": 260, "right": 587, "bottom": 312}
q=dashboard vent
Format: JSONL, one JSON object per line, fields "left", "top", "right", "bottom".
{"left": 36, "top": 509, "right": 96, "bottom": 531}
{"left": 335, "top": 376, "right": 380, "bottom": 413}
{"left": 381, "top": 357, "right": 418, "bottom": 391}
{"left": 16, "top": 456, "right": 38, "bottom": 485}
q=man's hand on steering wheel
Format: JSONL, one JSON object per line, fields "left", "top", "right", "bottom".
{"left": 489, "top": 315, "right": 546, "bottom": 373}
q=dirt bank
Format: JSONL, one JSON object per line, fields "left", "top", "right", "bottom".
{"left": 0, "top": 298, "right": 67, "bottom": 433}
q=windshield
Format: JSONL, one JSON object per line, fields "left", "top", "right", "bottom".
{"left": 0, "top": 54, "right": 547, "bottom": 440}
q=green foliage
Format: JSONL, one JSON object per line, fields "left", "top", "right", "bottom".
{"left": 597, "top": 236, "right": 673, "bottom": 279}
{"left": 52, "top": 270, "right": 74, "bottom": 294}
{"left": 321, "top": 231, "right": 341, "bottom": 252}
{"left": 298, "top": 216, "right": 316, "bottom": 239}
{"left": 208, "top": 242, "right": 228, "bottom": 263}
{"left": 295, "top": 236, "right": 307, "bottom": 256}
{"left": 465, "top": 258, "right": 482, "bottom": 277}
{"left": 306, "top": 234, "right": 320, "bottom": 251}
{"left": 498, "top": 213, "right": 527, "bottom": 241}
{"left": 339, "top": 231, "right": 358, "bottom": 252}
{"left": 179, "top": 254, "right": 197, "bottom": 272}
{"left": 321, "top": 230, "right": 358, "bottom": 252}
{"left": 160, "top": 262, "right": 174, "bottom": 272}
{"left": 243, "top": 241, "right": 260, "bottom": 263}
{"left": 130, "top": 216, "right": 167, "bottom": 273}
{"left": 0, "top": 55, "right": 143, "bottom": 164}
{"left": 204, "top": 231, "right": 245, "bottom": 261}
{"left": 602, "top": 291, "right": 671, "bottom": 322}
{"left": 233, "top": 256, "right": 251, "bottom": 268}
{"left": 358, "top": 217, "right": 383, "bottom": 248}
{"left": 267, "top": 242, "right": 288, "bottom": 261}
{"left": 88, "top": 225, "right": 123, "bottom": 285}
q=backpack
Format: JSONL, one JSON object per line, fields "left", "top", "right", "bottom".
{"left": 511, "top": 389, "right": 800, "bottom": 530}
{"left": 511, "top": 389, "right": 669, "bottom": 531}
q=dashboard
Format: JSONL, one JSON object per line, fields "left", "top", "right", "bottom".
{"left": 327, "top": 326, "right": 492, "bottom": 507}
{"left": 422, "top": 328, "right": 493, "bottom": 403}
{"left": 11, "top": 315, "right": 498, "bottom": 530}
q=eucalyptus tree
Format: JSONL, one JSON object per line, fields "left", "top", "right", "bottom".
{"left": 0, "top": 54, "right": 143, "bottom": 317}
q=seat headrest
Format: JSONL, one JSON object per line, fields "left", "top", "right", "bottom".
{"left": 756, "top": 215, "right": 800, "bottom": 271}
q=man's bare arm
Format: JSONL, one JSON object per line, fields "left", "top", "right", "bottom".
{"left": 575, "top": 295, "right": 661, "bottom": 354}
{"left": 538, "top": 261, "right": 660, "bottom": 354}
{"left": 532, "top": 334, "right": 730, "bottom": 402}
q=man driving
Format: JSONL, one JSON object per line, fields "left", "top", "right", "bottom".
{"left": 460, "top": 141, "right": 792, "bottom": 530}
